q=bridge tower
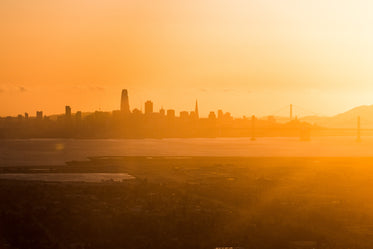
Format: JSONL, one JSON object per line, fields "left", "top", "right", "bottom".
{"left": 357, "top": 116, "right": 361, "bottom": 142}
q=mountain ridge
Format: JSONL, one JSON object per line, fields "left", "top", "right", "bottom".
{"left": 300, "top": 104, "right": 373, "bottom": 128}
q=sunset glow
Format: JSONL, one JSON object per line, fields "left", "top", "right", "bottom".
{"left": 2, "top": 0, "right": 373, "bottom": 116}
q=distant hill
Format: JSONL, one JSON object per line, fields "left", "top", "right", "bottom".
{"left": 300, "top": 105, "right": 373, "bottom": 128}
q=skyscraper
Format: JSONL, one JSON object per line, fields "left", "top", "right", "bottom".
{"left": 36, "top": 111, "right": 43, "bottom": 120}
{"left": 208, "top": 111, "right": 216, "bottom": 120}
{"left": 145, "top": 101, "right": 153, "bottom": 115}
{"left": 65, "top": 106, "right": 71, "bottom": 118}
{"left": 167, "top": 109, "right": 175, "bottom": 118}
{"left": 180, "top": 111, "right": 189, "bottom": 119}
{"left": 195, "top": 100, "right": 199, "bottom": 119}
{"left": 121, "top": 89, "right": 130, "bottom": 114}
{"left": 218, "top": 110, "right": 223, "bottom": 120}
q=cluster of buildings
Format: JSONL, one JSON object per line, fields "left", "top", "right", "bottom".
{"left": 117, "top": 89, "right": 232, "bottom": 121}
{"left": 0, "top": 89, "right": 312, "bottom": 139}
{"left": 13, "top": 89, "right": 234, "bottom": 123}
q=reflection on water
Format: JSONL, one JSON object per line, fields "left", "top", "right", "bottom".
{"left": 0, "top": 173, "right": 135, "bottom": 182}
{"left": 0, "top": 137, "right": 372, "bottom": 166}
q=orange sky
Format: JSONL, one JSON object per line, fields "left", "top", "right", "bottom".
{"left": 2, "top": 0, "right": 373, "bottom": 117}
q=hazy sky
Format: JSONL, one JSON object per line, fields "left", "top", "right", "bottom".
{"left": 2, "top": 0, "right": 373, "bottom": 117}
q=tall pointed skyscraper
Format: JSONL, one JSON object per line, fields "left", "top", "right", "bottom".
{"left": 195, "top": 100, "right": 199, "bottom": 119}
{"left": 121, "top": 89, "right": 130, "bottom": 114}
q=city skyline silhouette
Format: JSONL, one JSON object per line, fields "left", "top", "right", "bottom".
{"left": 3, "top": 1, "right": 373, "bottom": 249}
{"left": 0, "top": 88, "right": 369, "bottom": 139}
{"left": 1, "top": 88, "right": 371, "bottom": 122}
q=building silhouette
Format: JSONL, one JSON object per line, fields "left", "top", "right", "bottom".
{"left": 218, "top": 110, "right": 223, "bottom": 120}
{"left": 36, "top": 111, "right": 43, "bottom": 120}
{"left": 195, "top": 100, "right": 199, "bottom": 119}
{"left": 120, "top": 89, "right": 130, "bottom": 114}
{"left": 180, "top": 111, "right": 189, "bottom": 119}
{"left": 167, "top": 109, "right": 175, "bottom": 118}
{"left": 208, "top": 111, "right": 216, "bottom": 120}
{"left": 65, "top": 106, "right": 71, "bottom": 118}
{"left": 0, "top": 89, "right": 318, "bottom": 139}
{"left": 190, "top": 111, "right": 198, "bottom": 119}
{"left": 160, "top": 108, "right": 165, "bottom": 116}
{"left": 145, "top": 101, "right": 153, "bottom": 115}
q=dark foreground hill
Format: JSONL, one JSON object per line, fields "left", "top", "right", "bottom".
{"left": 1, "top": 157, "right": 373, "bottom": 248}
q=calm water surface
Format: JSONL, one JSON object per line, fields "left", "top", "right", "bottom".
{"left": 0, "top": 137, "right": 372, "bottom": 166}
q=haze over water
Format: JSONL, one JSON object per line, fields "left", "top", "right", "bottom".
{"left": 0, "top": 137, "right": 371, "bottom": 166}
